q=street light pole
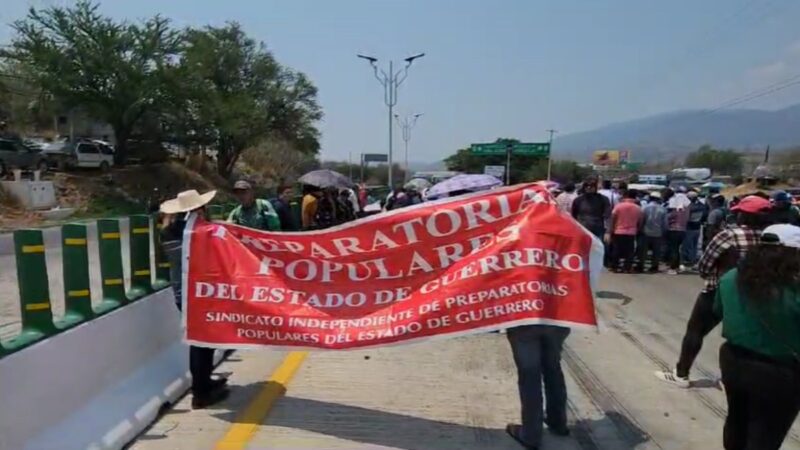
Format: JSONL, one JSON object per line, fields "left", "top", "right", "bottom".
{"left": 546, "top": 129, "right": 558, "bottom": 181}
{"left": 395, "top": 113, "right": 423, "bottom": 183}
{"left": 357, "top": 53, "right": 425, "bottom": 189}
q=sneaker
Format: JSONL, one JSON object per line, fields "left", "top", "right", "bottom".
{"left": 666, "top": 269, "right": 678, "bottom": 275}
{"left": 679, "top": 264, "right": 687, "bottom": 272}
{"left": 192, "top": 386, "right": 230, "bottom": 409}
{"left": 654, "top": 368, "right": 690, "bottom": 388}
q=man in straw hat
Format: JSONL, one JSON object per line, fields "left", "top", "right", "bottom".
{"left": 160, "top": 189, "right": 230, "bottom": 409}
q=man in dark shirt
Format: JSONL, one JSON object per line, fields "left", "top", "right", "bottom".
{"left": 682, "top": 191, "right": 707, "bottom": 267}
{"left": 271, "top": 185, "right": 297, "bottom": 231}
{"left": 572, "top": 177, "right": 611, "bottom": 239}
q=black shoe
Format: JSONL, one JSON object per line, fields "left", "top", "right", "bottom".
{"left": 209, "top": 377, "right": 228, "bottom": 390}
{"left": 545, "top": 421, "right": 571, "bottom": 437}
{"left": 192, "top": 386, "right": 230, "bottom": 409}
{"left": 505, "top": 424, "right": 539, "bottom": 450}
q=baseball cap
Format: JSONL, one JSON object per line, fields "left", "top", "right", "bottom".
{"left": 762, "top": 224, "right": 800, "bottom": 249}
{"left": 233, "top": 180, "right": 252, "bottom": 190}
{"left": 730, "top": 195, "right": 771, "bottom": 214}
{"left": 687, "top": 191, "right": 698, "bottom": 199}
{"left": 772, "top": 190, "right": 791, "bottom": 203}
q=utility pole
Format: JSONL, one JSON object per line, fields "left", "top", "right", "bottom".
{"left": 546, "top": 129, "right": 558, "bottom": 181}
{"left": 357, "top": 53, "right": 425, "bottom": 190}
{"left": 395, "top": 113, "right": 423, "bottom": 183}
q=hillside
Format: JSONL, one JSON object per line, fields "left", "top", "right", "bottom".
{"left": 553, "top": 104, "right": 800, "bottom": 162}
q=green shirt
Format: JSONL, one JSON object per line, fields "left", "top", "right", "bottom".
{"left": 714, "top": 269, "right": 800, "bottom": 362}
{"left": 228, "top": 199, "right": 281, "bottom": 231}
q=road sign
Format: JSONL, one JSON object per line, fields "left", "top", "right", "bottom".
{"left": 483, "top": 165, "right": 505, "bottom": 179}
{"left": 362, "top": 153, "right": 388, "bottom": 163}
{"left": 470, "top": 141, "right": 550, "bottom": 156}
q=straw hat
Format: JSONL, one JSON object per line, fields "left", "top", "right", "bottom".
{"left": 159, "top": 189, "right": 217, "bottom": 214}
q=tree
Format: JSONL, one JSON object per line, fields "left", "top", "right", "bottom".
{"left": 684, "top": 144, "right": 743, "bottom": 176}
{"left": 171, "top": 23, "right": 321, "bottom": 177}
{"left": 3, "top": 1, "right": 182, "bottom": 161}
{"left": 239, "top": 137, "right": 320, "bottom": 187}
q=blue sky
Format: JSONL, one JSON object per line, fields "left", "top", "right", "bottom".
{"left": 2, "top": 0, "right": 800, "bottom": 163}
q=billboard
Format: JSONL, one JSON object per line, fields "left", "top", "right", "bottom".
{"left": 592, "top": 150, "right": 630, "bottom": 166}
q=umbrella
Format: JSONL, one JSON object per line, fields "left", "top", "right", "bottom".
{"left": 404, "top": 178, "right": 432, "bottom": 191}
{"left": 427, "top": 174, "right": 503, "bottom": 199}
{"left": 298, "top": 169, "right": 354, "bottom": 189}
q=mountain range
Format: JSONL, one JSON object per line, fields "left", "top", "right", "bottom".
{"left": 551, "top": 104, "right": 800, "bottom": 163}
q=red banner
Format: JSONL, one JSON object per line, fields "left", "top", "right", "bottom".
{"left": 183, "top": 183, "right": 602, "bottom": 350}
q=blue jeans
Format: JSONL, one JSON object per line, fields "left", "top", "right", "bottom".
{"left": 682, "top": 229, "right": 701, "bottom": 265}
{"left": 507, "top": 325, "right": 571, "bottom": 446}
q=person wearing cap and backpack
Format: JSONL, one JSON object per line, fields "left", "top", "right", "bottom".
{"left": 715, "top": 223, "right": 800, "bottom": 450}
{"left": 655, "top": 195, "right": 773, "bottom": 388}
{"left": 228, "top": 180, "right": 281, "bottom": 231}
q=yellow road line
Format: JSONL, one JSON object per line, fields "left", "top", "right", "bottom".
{"left": 104, "top": 278, "right": 123, "bottom": 286}
{"left": 157, "top": 262, "right": 171, "bottom": 268}
{"left": 214, "top": 351, "right": 308, "bottom": 450}
{"left": 133, "top": 269, "right": 151, "bottom": 276}
{"left": 21, "top": 245, "right": 45, "bottom": 253}
{"left": 101, "top": 232, "right": 120, "bottom": 239}
{"left": 132, "top": 227, "right": 150, "bottom": 234}
{"left": 64, "top": 238, "right": 87, "bottom": 245}
{"left": 68, "top": 289, "right": 90, "bottom": 297}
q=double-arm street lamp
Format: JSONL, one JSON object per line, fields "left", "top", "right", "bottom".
{"left": 394, "top": 113, "right": 423, "bottom": 183}
{"left": 357, "top": 52, "right": 425, "bottom": 189}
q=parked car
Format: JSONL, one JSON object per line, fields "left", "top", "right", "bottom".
{"left": 0, "top": 138, "right": 49, "bottom": 176}
{"left": 42, "top": 139, "right": 115, "bottom": 171}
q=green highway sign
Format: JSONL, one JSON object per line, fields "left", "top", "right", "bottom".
{"left": 470, "top": 141, "right": 550, "bottom": 156}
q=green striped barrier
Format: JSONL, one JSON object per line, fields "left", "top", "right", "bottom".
{"left": 6, "top": 229, "right": 57, "bottom": 350}
{"left": 207, "top": 205, "right": 225, "bottom": 220}
{"left": 128, "top": 215, "right": 154, "bottom": 299}
{"left": 97, "top": 219, "right": 128, "bottom": 308}
{"left": 1, "top": 214, "right": 184, "bottom": 358}
{"left": 152, "top": 215, "right": 171, "bottom": 290}
{"left": 61, "top": 224, "right": 94, "bottom": 325}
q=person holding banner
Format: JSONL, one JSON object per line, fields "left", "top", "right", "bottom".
{"left": 506, "top": 325, "right": 571, "bottom": 449}
{"left": 160, "top": 189, "right": 230, "bottom": 409}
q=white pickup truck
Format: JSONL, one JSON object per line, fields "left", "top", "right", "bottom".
{"left": 42, "top": 139, "right": 115, "bottom": 171}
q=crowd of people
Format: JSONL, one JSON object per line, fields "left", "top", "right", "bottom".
{"left": 154, "top": 176, "right": 799, "bottom": 450}
{"left": 559, "top": 177, "right": 800, "bottom": 274}
{"left": 544, "top": 176, "right": 800, "bottom": 450}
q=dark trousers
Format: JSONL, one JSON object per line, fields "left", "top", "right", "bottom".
{"left": 666, "top": 230, "right": 685, "bottom": 270}
{"left": 636, "top": 235, "right": 662, "bottom": 272}
{"left": 611, "top": 234, "right": 636, "bottom": 271}
{"left": 720, "top": 343, "right": 800, "bottom": 450}
{"left": 507, "top": 325, "right": 571, "bottom": 447}
{"left": 190, "top": 346, "right": 216, "bottom": 394}
{"left": 676, "top": 290, "right": 720, "bottom": 378}
{"left": 175, "top": 302, "right": 216, "bottom": 394}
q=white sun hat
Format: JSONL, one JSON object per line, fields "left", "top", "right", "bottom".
{"left": 762, "top": 224, "right": 800, "bottom": 250}
{"left": 159, "top": 189, "right": 217, "bottom": 214}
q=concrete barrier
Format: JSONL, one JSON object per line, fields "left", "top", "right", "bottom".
{"left": 0, "top": 288, "right": 193, "bottom": 450}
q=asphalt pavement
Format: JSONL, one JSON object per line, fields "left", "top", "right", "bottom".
{"left": 130, "top": 272, "right": 800, "bottom": 450}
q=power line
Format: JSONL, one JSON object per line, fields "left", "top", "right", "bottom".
{"left": 706, "top": 77, "right": 800, "bottom": 114}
